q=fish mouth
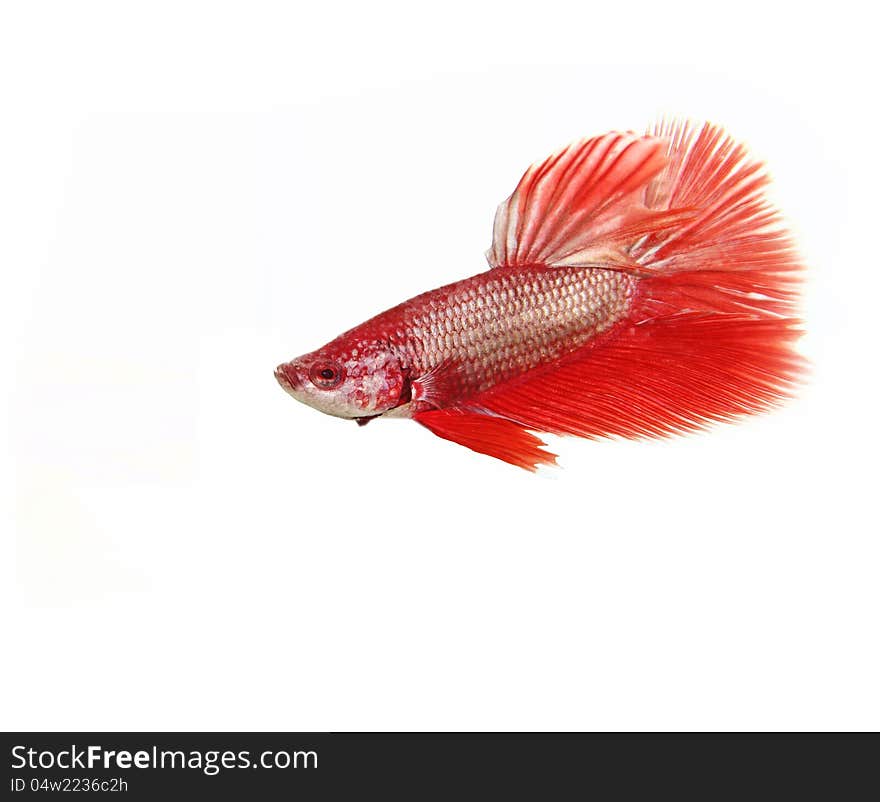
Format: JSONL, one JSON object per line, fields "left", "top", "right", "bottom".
{"left": 275, "top": 363, "right": 301, "bottom": 394}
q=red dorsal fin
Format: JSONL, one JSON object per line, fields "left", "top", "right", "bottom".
{"left": 486, "top": 131, "right": 676, "bottom": 269}
{"left": 414, "top": 408, "right": 557, "bottom": 471}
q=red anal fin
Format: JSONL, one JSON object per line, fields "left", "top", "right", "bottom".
{"left": 414, "top": 408, "right": 557, "bottom": 471}
{"left": 474, "top": 310, "right": 805, "bottom": 442}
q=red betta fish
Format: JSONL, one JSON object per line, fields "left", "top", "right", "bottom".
{"left": 275, "top": 119, "right": 804, "bottom": 469}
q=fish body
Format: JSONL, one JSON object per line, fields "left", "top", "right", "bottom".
{"left": 276, "top": 120, "right": 804, "bottom": 469}
{"left": 277, "top": 265, "right": 635, "bottom": 415}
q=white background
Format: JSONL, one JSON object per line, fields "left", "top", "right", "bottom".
{"left": 2, "top": 1, "right": 877, "bottom": 731}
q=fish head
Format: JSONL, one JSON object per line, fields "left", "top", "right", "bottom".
{"left": 275, "top": 338, "right": 408, "bottom": 421}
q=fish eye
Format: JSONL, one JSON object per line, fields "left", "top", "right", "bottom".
{"left": 309, "top": 361, "right": 345, "bottom": 389}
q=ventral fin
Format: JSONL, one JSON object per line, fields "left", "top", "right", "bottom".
{"left": 486, "top": 131, "right": 674, "bottom": 270}
{"left": 414, "top": 408, "right": 557, "bottom": 471}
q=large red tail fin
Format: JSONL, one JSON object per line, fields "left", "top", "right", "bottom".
{"left": 460, "top": 121, "right": 805, "bottom": 458}
{"left": 635, "top": 119, "right": 802, "bottom": 320}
